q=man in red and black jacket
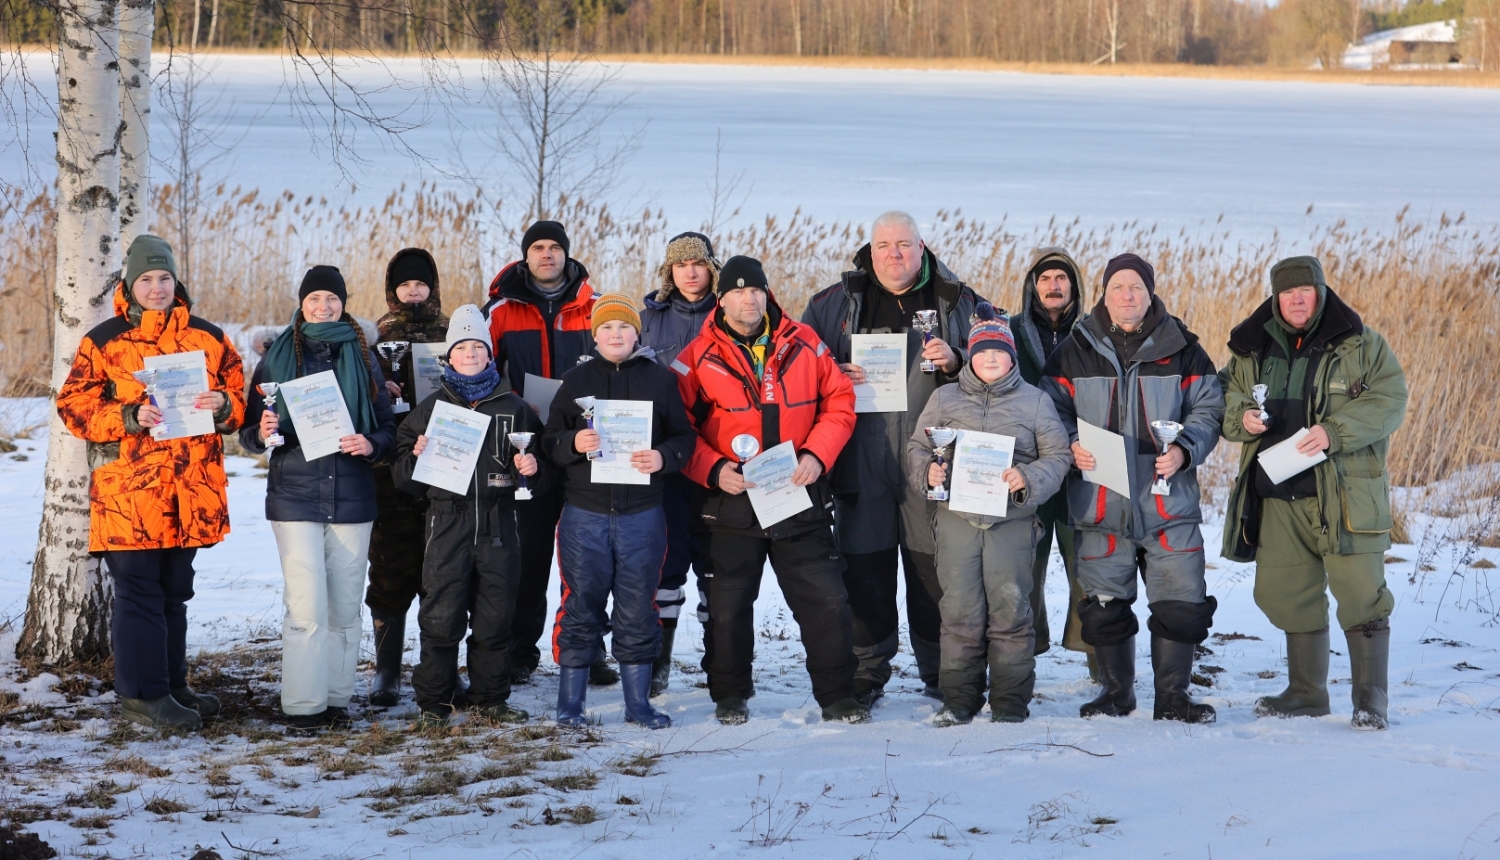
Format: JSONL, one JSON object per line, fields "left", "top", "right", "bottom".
{"left": 673, "top": 255, "right": 869, "bottom": 726}
{"left": 481, "top": 221, "right": 609, "bottom": 684}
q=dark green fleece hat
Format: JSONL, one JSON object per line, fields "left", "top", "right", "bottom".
{"left": 1269, "top": 255, "right": 1327, "bottom": 296}
{"left": 124, "top": 234, "right": 178, "bottom": 288}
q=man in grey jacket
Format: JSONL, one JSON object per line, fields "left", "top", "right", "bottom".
{"left": 802, "top": 211, "right": 980, "bottom": 703}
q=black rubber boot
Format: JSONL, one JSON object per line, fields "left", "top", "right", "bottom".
{"left": 122, "top": 695, "right": 203, "bottom": 732}
{"left": 1151, "top": 635, "right": 1216, "bottom": 723}
{"left": 589, "top": 658, "right": 620, "bottom": 687}
{"left": 622, "top": 663, "right": 671, "bottom": 729}
{"left": 820, "top": 697, "right": 873, "bottom": 724}
{"left": 1079, "top": 638, "right": 1137, "bottom": 718}
{"left": 650, "top": 626, "right": 676, "bottom": 698}
{"left": 368, "top": 609, "right": 405, "bottom": 708}
{"left": 1255, "top": 628, "right": 1331, "bottom": 718}
{"left": 171, "top": 685, "right": 221, "bottom": 719}
{"left": 1346, "top": 619, "right": 1390, "bottom": 731}
{"left": 715, "top": 696, "right": 750, "bottom": 725}
{"left": 933, "top": 702, "right": 975, "bottom": 727}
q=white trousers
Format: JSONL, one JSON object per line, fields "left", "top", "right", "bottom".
{"left": 272, "top": 520, "right": 373, "bottom": 715}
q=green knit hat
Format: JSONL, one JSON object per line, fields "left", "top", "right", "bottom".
{"left": 1269, "top": 255, "right": 1327, "bottom": 296}
{"left": 124, "top": 234, "right": 178, "bottom": 288}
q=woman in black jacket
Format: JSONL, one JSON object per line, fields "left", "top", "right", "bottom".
{"left": 241, "top": 266, "right": 397, "bottom": 734}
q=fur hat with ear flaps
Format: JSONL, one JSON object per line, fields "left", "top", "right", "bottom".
{"left": 654, "top": 232, "right": 721, "bottom": 303}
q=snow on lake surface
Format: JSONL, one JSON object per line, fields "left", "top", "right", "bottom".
{"left": 3, "top": 404, "right": 1500, "bottom": 858}
{"left": 5, "top": 56, "right": 1500, "bottom": 237}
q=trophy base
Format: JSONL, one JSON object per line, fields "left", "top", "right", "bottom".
{"left": 586, "top": 451, "right": 605, "bottom": 461}
{"left": 920, "top": 361, "right": 938, "bottom": 373}
{"left": 265, "top": 434, "right": 285, "bottom": 448}
{"left": 393, "top": 400, "right": 410, "bottom": 414}
{"left": 514, "top": 487, "right": 533, "bottom": 500}
{"left": 927, "top": 488, "right": 948, "bottom": 502}
{"left": 1151, "top": 480, "right": 1171, "bottom": 496}
{"left": 150, "top": 425, "right": 169, "bottom": 440}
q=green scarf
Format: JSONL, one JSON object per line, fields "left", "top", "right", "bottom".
{"left": 261, "top": 313, "right": 380, "bottom": 436}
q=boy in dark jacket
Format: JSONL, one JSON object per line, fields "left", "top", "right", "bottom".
{"left": 542, "top": 294, "right": 697, "bottom": 729}
{"left": 393, "top": 305, "right": 547, "bottom": 727}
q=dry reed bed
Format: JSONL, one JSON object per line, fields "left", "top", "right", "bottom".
{"left": 3, "top": 183, "right": 1497, "bottom": 501}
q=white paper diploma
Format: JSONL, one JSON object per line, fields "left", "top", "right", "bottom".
{"left": 1257, "top": 427, "right": 1329, "bottom": 485}
{"left": 850, "top": 334, "right": 907, "bottom": 413}
{"left": 142, "top": 350, "right": 215, "bottom": 440}
{"left": 411, "top": 400, "right": 490, "bottom": 495}
{"left": 523, "top": 374, "right": 564, "bottom": 423}
{"left": 1077, "top": 419, "right": 1132, "bottom": 499}
{"left": 948, "top": 430, "right": 1018, "bottom": 518}
{"left": 590, "top": 399, "right": 653, "bottom": 486}
{"left": 280, "top": 370, "right": 357, "bottom": 461}
{"left": 409, "top": 343, "right": 446, "bottom": 404}
{"left": 743, "top": 440, "right": 813, "bottom": 529}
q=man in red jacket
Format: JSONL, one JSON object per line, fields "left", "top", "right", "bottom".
{"left": 673, "top": 256, "right": 869, "bottom": 726}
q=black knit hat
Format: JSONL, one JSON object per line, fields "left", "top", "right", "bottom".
{"left": 388, "top": 253, "right": 436, "bottom": 291}
{"left": 521, "top": 220, "right": 570, "bottom": 258}
{"left": 299, "top": 265, "right": 347, "bottom": 304}
{"left": 1102, "top": 253, "right": 1156, "bottom": 296}
{"left": 717, "top": 256, "right": 768, "bottom": 294}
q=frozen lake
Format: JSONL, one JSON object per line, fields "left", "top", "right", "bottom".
{"left": 4, "top": 55, "right": 1499, "bottom": 236}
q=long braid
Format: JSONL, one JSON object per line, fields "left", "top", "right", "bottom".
{"left": 344, "top": 312, "right": 380, "bottom": 401}
{"left": 292, "top": 311, "right": 305, "bottom": 377}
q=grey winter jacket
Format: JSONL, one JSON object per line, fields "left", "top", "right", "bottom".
{"left": 906, "top": 364, "right": 1072, "bottom": 529}
{"left": 801, "top": 246, "right": 981, "bottom": 554}
{"left": 640, "top": 289, "right": 716, "bottom": 370}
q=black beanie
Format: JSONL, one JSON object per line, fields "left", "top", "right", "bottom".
{"left": 299, "top": 265, "right": 347, "bottom": 304}
{"left": 717, "top": 256, "right": 768, "bottom": 294}
{"left": 388, "top": 253, "right": 437, "bottom": 291}
{"left": 1101, "top": 253, "right": 1156, "bottom": 296}
{"left": 521, "top": 220, "right": 570, "bottom": 258}
{"left": 668, "top": 230, "right": 716, "bottom": 261}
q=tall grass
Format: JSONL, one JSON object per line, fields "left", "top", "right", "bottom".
{"left": 3, "top": 182, "right": 1497, "bottom": 502}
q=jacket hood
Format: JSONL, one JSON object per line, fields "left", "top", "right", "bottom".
{"left": 1083, "top": 295, "right": 1198, "bottom": 364}
{"left": 384, "top": 248, "right": 443, "bottom": 317}
{"left": 1022, "top": 246, "right": 1082, "bottom": 322}
{"left": 1228, "top": 284, "right": 1362, "bottom": 358}
{"left": 489, "top": 258, "right": 591, "bottom": 305}
{"left": 585, "top": 344, "right": 659, "bottom": 366}
{"left": 957, "top": 360, "right": 1023, "bottom": 398}
{"left": 707, "top": 290, "right": 790, "bottom": 343}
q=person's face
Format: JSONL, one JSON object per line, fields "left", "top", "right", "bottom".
{"left": 395, "top": 280, "right": 430, "bottom": 304}
{"left": 1278, "top": 284, "right": 1319, "bottom": 330}
{"left": 870, "top": 222, "right": 924, "bottom": 293}
{"left": 301, "top": 290, "right": 344, "bottom": 323}
{"left": 673, "top": 260, "right": 712, "bottom": 299}
{"left": 970, "top": 348, "right": 1014, "bottom": 383}
{"left": 131, "top": 270, "right": 176, "bottom": 312}
{"left": 1103, "top": 270, "right": 1150, "bottom": 330}
{"left": 720, "top": 287, "right": 767, "bottom": 332}
{"left": 448, "top": 339, "right": 491, "bottom": 375}
{"left": 1036, "top": 268, "right": 1073, "bottom": 313}
{"left": 526, "top": 240, "right": 566, "bottom": 285}
{"left": 594, "top": 319, "right": 639, "bottom": 362}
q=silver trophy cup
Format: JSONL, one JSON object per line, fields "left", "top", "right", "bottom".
{"left": 925, "top": 427, "right": 958, "bottom": 501}
{"left": 731, "top": 433, "right": 760, "bottom": 464}
{"left": 257, "top": 382, "right": 285, "bottom": 447}
{"left": 1251, "top": 383, "right": 1270, "bottom": 425}
{"left": 376, "top": 341, "right": 411, "bottom": 414}
{"left": 576, "top": 396, "right": 605, "bottom": 460}
{"left": 1149, "top": 419, "right": 1185, "bottom": 496}
{"left": 912, "top": 309, "right": 940, "bottom": 373}
{"left": 131, "top": 368, "right": 169, "bottom": 439}
{"left": 508, "top": 432, "right": 535, "bottom": 500}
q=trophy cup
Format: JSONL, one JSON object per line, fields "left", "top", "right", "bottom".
{"left": 1251, "top": 383, "right": 1270, "bottom": 425}
{"left": 925, "top": 427, "right": 958, "bottom": 501}
{"left": 376, "top": 341, "right": 411, "bottom": 414}
{"left": 258, "top": 382, "right": 285, "bottom": 447}
{"left": 912, "top": 310, "right": 940, "bottom": 373}
{"left": 131, "top": 368, "right": 169, "bottom": 439}
{"left": 731, "top": 433, "right": 760, "bottom": 465}
{"left": 576, "top": 396, "right": 605, "bottom": 461}
{"left": 508, "top": 432, "right": 535, "bottom": 500}
{"left": 1149, "top": 420, "right": 1184, "bottom": 496}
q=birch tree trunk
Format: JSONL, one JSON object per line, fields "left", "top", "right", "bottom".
{"left": 119, "top": 0, "right": 153, "bottom": 248}
{"left": 17, "top": 0, "right": 124, "bottom": 667}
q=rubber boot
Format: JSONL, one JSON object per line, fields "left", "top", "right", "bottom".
{"left": 1085, "top": 651, "right": 1102, "bottom": 685}
{"left": 171, "top": 685, "right": 221, "bottom": 719}
{"left": 1079, "top": 638, "right": 1136, "bottom": 718}
{"left": 556, "top": 666, "right": 590, "bottom": 728}
{"left": 589, "top": 652, "right": 620, "bottom": 687}
{"left": 650, "top": 626, "right": 676, "bottom": 698}
{"left": 820, "top": 697, "right": 873, "bottom": 724}
{"left": 121, "top": 695, "right": 203, "bottom": 732}
{"left": 1255, "top": 628, "right": 1331, "bottom": 718}
{"left": 621, "top": 663, "right": 671, "bottom": 729}
{"left": 932, "top": 702, "right": 975, "bottom": 726}
{"left": 368, "top": 609, "right": 405, "bottom": 708}
{"left": 1346, "top": 619, "right": 1390, "bottom": 731}
{"left": 715, "top": 697, "right": 750, "bottom": 725}
{"left": 987, "top": 656, "right": 1036, "bottom": 723}
{"left": 1151, "top": 635, "right": 1216, "bottom": 724}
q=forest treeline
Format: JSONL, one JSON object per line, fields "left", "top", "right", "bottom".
{"left": 5, "top": 0, "right": 1500, "bottom": 69}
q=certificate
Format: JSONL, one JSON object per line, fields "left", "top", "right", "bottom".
{"left": 742, "top": 440, "right": 813, "bottom": 529}
{"left": 850, "top": 334, "right": 907, "bottom": 413}
{"left": 279, "top": 370, "right": 356, "bottom": 460}
{"left": 1257, "top": 427, "right": 1328, "bottom": 485}
{"left": 142, "top": 350, "right": 215, "bottom": 440}
{"left": 523, "top": 373, "right": 563, "bottom": 423}
{"left": 1077, "top": 419, "right": 1131, "bottom": 499}
{"left": 590, "top": 399, "right": 653, "bottom": 486}
{"left": 948, "top": 430, "right": 1017, "bottom": 518}
{"left": 411, "top": 400, "right": 490, "bottom": 495}
{"left": 410, "top": 343, "right": 446, "bottom": 404}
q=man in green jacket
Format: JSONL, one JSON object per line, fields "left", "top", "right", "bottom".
{"left": 1220, "top": 255, "right": 1406, "bottom": 730}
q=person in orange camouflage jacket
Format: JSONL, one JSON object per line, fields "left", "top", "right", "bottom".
{"left": 57, "top": 234, "right": 246, "bottom": 732}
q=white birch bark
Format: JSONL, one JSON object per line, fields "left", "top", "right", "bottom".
{"left": 17, "top": 0, "right": 123, "bottom": 666}
{"left": 118, "top": 0, "right": 153, "bottom": 248}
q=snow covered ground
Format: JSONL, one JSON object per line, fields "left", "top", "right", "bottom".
{"left": 5, "top": 56, "right": 1500, "bottom": 237}
{"left": 3, "top": 399, "right": 1500, "bottom": 858}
